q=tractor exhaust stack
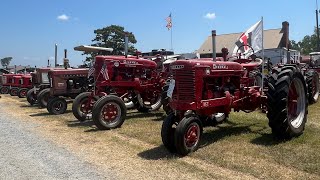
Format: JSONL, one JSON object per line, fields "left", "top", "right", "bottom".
{"left": 55, "top": 44, "right": 58, "bottom": 67}
{"left": 211, "top": 30, "right": 216, "bottom": 60}
{"left": 124, "top": 33, "right": 129, "bottom": 58}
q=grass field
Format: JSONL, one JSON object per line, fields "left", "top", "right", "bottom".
{"left": 1, "top": 95, "right": 320, "bottom": 179}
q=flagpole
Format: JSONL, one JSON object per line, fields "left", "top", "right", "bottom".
{"left": 261, "top": 16, "right": 265, "bottom": 94}
{"left": 170, "top": 13, "right": 173, "bottom": 50}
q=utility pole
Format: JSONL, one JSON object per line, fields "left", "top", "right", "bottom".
{"left": 316, "top": 0, "right": 320, "bottom": 51}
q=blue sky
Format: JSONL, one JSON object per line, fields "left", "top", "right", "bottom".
{"left": 0, "top": 0, "right": 317, "bottom": 67}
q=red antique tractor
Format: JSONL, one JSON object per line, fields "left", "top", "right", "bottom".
{"left": 27, "top": 68, "right": 56, "bottom": 106}
{"left": 301, "top": 52, "right": 320, "bottom": 104}
{"left": 44, "top": 68, "right": 91, "bottom": 115}
{"left": 9, "top": 75, "right": 24, "bottom": 96}
{"left": 160, "top": 32, "right": 308, "bottom": 156}
{"left": 17, "top": 75, "right": 33, "bottom": 98}
{"left": 0, "top": 74, "right": 18, "bottom": 94}
{"left": 73, "top": 52, "right": 166, "bottom": 129}
{"left": 72, "top": 46, "right": 164, "bottom": 124}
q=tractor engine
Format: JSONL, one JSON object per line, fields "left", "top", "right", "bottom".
{"left": 168, "top": 59, "right": 245, "bottom": 115}
{"left": 310, "top": 52, "right": 320, "bottom": 67}
{"left": 94, "top": 55, "right": 157, "bottom": 83}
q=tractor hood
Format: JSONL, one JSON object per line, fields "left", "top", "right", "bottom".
{"left": 169, "top": 59, "right": 244, "bottom": 71}
{"left": 95, "top": 55, "right": 157, "bottom": 69}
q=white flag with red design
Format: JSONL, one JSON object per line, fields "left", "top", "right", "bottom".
{"left": 232, "top": 20, "right": 263, "bottom": 57}
{"left": 100, "top": 63, "right": 109, "bottom": 80}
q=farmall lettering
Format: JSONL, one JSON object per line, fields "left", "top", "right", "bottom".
{"left": 213, "top": 64, "right": 228, "bottom": 69}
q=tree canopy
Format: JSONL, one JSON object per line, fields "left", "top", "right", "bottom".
{"left": 291, "top": 27, "right": 319, "bottom": 55}
{"left": 0, "top": 57, "right": 12, "bottom": 69}
{"left": 83, "top": 25, "right": 137, "bottom": 62}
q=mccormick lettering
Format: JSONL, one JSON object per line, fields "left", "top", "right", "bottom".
{"left": 213, "top": 64, "right": 228, "bottom": 69}
{"left": 171, "top": 65, "right": 184, "bottom": 70}
{"left": 123, "top": 60, "right": 137, "bottom": 64}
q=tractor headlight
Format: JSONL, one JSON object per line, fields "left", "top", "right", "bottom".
{"left": 114, "top": 61, "right": 120, "bottom": 67}
{"left": 205, "top": 68, "right": 211, "bottom": 75}
{"left": 68, "top": 79, "right": 74, "bottom": 86}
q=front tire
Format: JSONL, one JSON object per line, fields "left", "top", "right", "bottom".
{"left": 18, "top": 88, "right": 29, "bottom": 98}
{"left": 72, "top": 92, "right": 99, "bottom": 121}
{"left": 174, "top": 115, "right": 203, "bottom": 156}
{"left": 47, "top": 97, "right": 67, "bottom": 115}
{"left": 161, "top": 113, "right": 178, "bottom": 153}
{"left": 266, "top": 66, "right": 308, "bottom": 139}
{"left": 0, "top": 86, "right": 9, "bottom": 94}
{"left": 37, "top": 88, "right": 50, "bottom": 108}
{"left": 26, "top": 88, "right": 38, "bottom": 105}
{"left": 92, "top": 95, "right": 127, "bottom": 130}
{"left": 9, "top": 88, "right": 19, "bottom": 96}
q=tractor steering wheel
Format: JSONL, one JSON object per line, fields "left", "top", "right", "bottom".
{"left": 236, "top": 44, "right": 255, "bottom": 61}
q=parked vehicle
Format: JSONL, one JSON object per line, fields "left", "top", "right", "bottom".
{"left": 161, "top": 31, "right": 308, "bottom": 156}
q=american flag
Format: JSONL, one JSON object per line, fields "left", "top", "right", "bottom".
{"left": 88, "top": 66, "right": 95, "bottom": 78}
{"left": 100, "top": 62, "right": 109, "bottom": 80}
{"left": 166, "top": 13, "right": 172, "bottom": 30}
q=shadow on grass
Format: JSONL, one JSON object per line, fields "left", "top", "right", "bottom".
{"left": 29, "top": 110, "right": 72, "bottom": 117}
{"left": 250, "top": 133, "right": 284, "bottom": 146}
{"left": 29, "top": 112, "right": 51, "bottom": 117}
{"left": 67, "top": 120, "right": 95, "bottom": 128}
{"left": 138, "top": 145, "right": 177, "bottom": 160}
{"left": 126, "top": 111, "right": 165, "bottom": 121}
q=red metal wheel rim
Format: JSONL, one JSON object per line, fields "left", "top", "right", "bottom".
{"left": 80, "top": 99, "right": 95, "bottom": 114}
{"left": 184, "top": 124, "right": 200, "bottom": 148}
{"left": 100, "top": 102, "right": 121, "bottom": 124}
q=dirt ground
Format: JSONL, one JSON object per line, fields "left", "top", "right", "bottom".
{"left": 1, "top": 95, "right": 319, "bottom": 180}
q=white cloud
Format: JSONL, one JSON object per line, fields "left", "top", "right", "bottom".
{"left": 57, "top": 14, "right": 70, "bottom": 21}
{"left": 204, "top": 13, "right": 216, "bottom": 20}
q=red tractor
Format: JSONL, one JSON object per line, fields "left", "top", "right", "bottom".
{"left": 0, "top": 74, "right": 17, "bottom": 94}
{"left": 43, "top": 68, "right": 91, "bottom": 115}
{"left": 72, "top": 46, "right": 164, "bottom": 125}
{"left": 160, "top": 33, "right": 308, "bottom": 156}
{"left": 9, "top": 75, "right": 24, "bottom": 96}
{"left": 73, "top": 51, "right": 165, "bottom": 129}
{"left": 301, "top": 52, "right": 320, "bottom": 104}
{"left": 27, "top": 68, "right": 56, "bottom": 106}
{"left": 17, "top": 75, "right": 33, "bottom": 98}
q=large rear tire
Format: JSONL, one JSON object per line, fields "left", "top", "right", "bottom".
{"left": 306, "top": 70, "right": 319, "bottom": 104}
{"left": 72, "top": 92, "right": 99, "bottom": 121}
{"left": 266, "top": 66, "right": 308, "bottom": 139}
{"left": 37, "top": 88, "right": 51, "bottom": 108}
{"left": 174, "top": 115, "right": 203, "bottom": 156}
{"left": 92, "top": 95, "right": 127, "bottom": 130}
{"left": 133, "top": 93, "right": 162, "bottom": 113}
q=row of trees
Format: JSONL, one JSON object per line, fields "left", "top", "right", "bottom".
{"left": 1, "top": 57, "right": 12, "bottom": 69}
{"left": 291, "top": 27, "right": 319, "bottom": 55}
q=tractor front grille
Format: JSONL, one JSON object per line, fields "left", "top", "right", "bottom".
{"left": 172, "top": 69, "right": 195, "bottom": 102}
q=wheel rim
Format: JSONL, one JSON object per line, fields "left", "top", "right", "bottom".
{"left": 53, "top": 101, "right": 64, "bottom": 112}
{"left": 288, "top": 78, "right": 306, "bottom": 128}
{"left": 312, "top": 75, "right": 319, "bottom": 100}
{"left": 12, "top": 89, "right": 17, "bottom": 95}
{"left": 184, "top": 123, "right": 200, "bottom": 148}
{"left": 80, "top": 98, "right": 95, "bottom": 115}
{"left": 99, "top": 102, "right": 121, "bottom": 126}
{"left": 21, "top": 90, "right": 27, "bottom": 97}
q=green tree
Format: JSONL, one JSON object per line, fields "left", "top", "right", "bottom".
{"left": 291, "top": 27, "right": 319, "bottom": 55}
{"left": 84, "top": 25, "right": 137, "bottom": 61}
{"left": 0, "top": 57, "right": 12, "bottom": 69}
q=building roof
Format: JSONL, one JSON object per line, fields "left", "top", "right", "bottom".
{"left": 198, "top": 28, "right": 284, "bottom": 55}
